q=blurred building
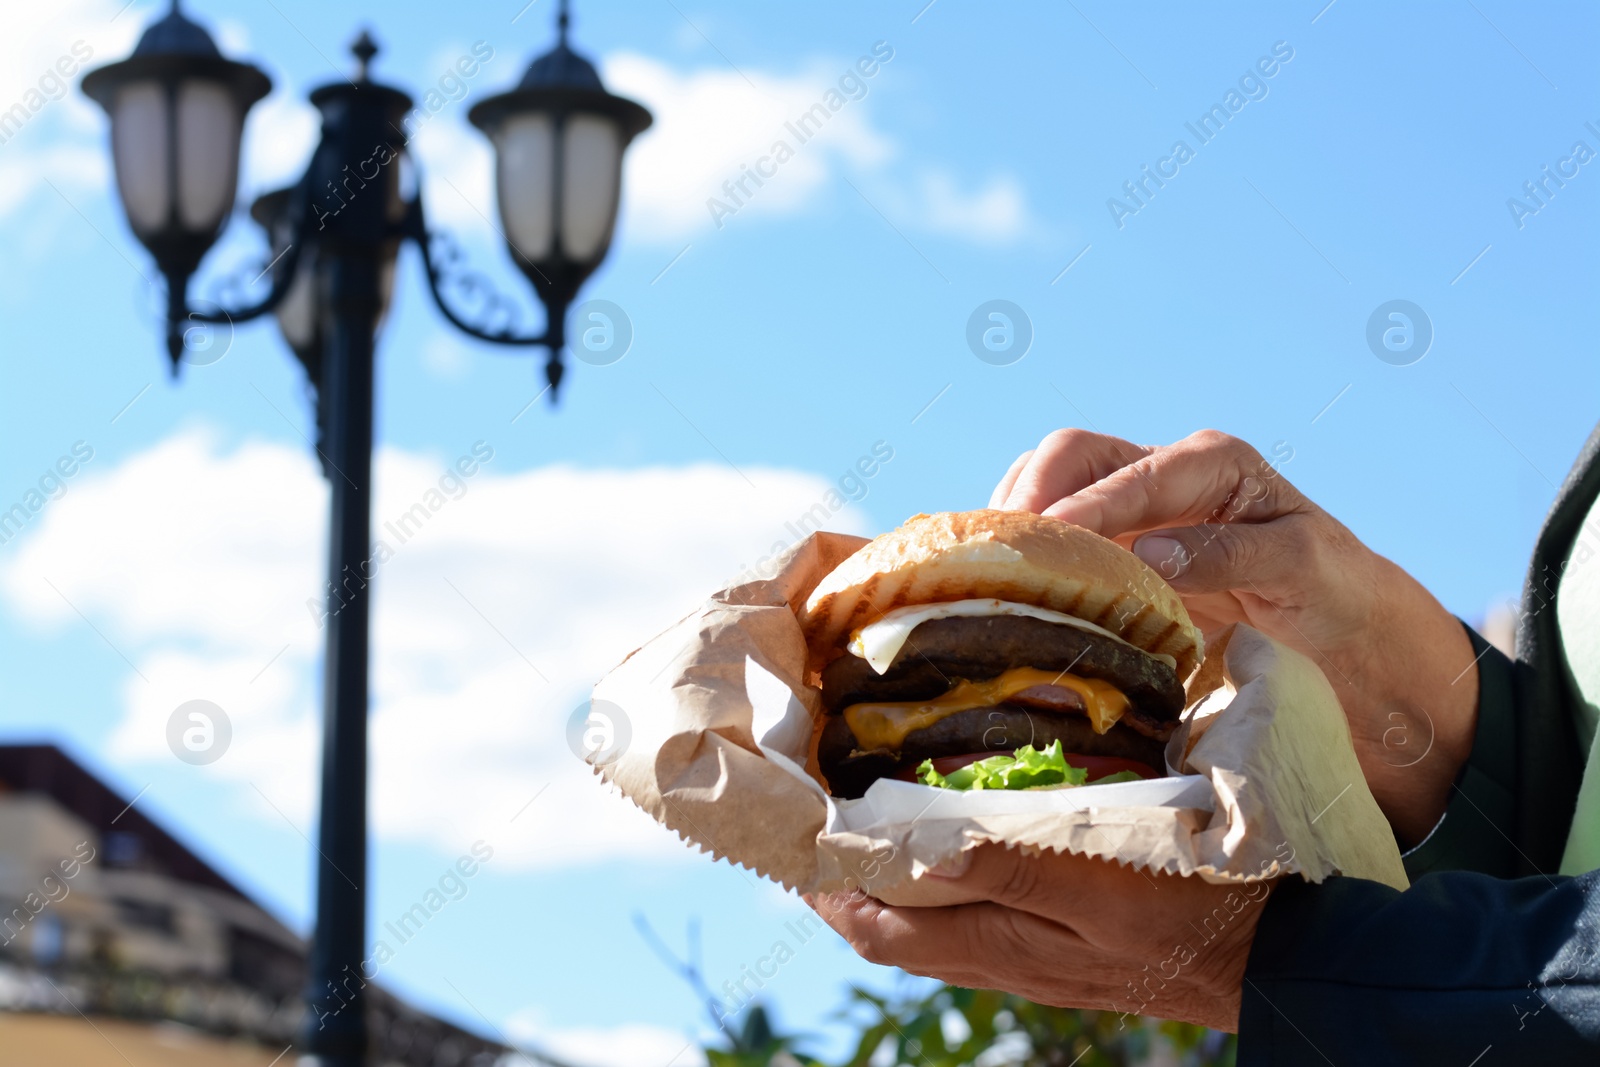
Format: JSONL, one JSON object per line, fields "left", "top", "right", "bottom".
{"left": 0, "top": 744, "right": 513, "bottom": 1067}
{"left": 1477, "top": 600, "right": 1519, "bottom": 658}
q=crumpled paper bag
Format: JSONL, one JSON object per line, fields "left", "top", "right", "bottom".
{"left": 591, "top": 532, "right": 1407, "bottom": 901}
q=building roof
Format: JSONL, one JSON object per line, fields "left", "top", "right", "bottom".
{"left": 0, "top": 743, "right": 250, "bottom": 902}
{"left": 0, "top": 742, "right": 520, "bottom": 1065}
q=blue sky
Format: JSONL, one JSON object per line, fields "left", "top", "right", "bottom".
{"left": 1, "top": 0, "right": 1597, "bottom": 1062}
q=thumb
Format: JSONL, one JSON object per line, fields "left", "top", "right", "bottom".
{"left": 1131, "top": 522, "right": 1292, "bottom": 596}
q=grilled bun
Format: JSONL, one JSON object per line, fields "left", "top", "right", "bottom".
{"left": 800, "top": 509, "right": 1203, "bottom": 680}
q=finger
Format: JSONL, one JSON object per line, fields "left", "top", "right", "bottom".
{"left": 1130, "top": 515, "right": 1314, "bottom": 597}
{"left": 1043, "top": 430, "right": 1304, "bottom": 541}
{"left": 813, "top": 893, "right": 1143, "bottom": 1014}
{"left": 926, "top": 844, "right": 1152, "bottom": 929}
{"left": 988, "top": 450, "right": 1035, "bottom": 508}
{"left": 810, "top": 889, "right": 1093, "bottom": 990}
{"left": 1002, "top": 429, "right": 1152, "bottom": 514}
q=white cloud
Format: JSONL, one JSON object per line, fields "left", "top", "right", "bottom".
{"left": 214, "top": 18, "right": 253, "bottom": 59}
{"left": 0, "top": 143, "right": 107, "bottom": 220}
{"left": 598, "top": 49, "right": 1036, "bottom": 246}
{"left": 241, "top": 89, "right": 320, "bottom": 197}
{"left": 916, "top": 170, "right": 1029, "bottom": 245}
{"left": 0, "top": 428, "right": 874, "bottom": 870}
{"left": 0, "top": 0, "right": 142, "bottom": 220}
{"left": 0, "top": 0, "right": 310, "bottom": 279}
{"left": 2, "top": 7, "right": 1034, "bottom": 254}
{"left": 503, "top": 1013, "right": 706, "bottom": 1067}
{"left": 603, "top": 50, "right": 896, "bottom": 241}
{"left": 0, "top": 0, "right": 311, "bottom": 248}
{"left": 598, "top": 50, "right": 1038, "bottom": 246}
{"left": 400, "top": 39, "right": 518, "bottom": 236}
{"left": 410, "top": 112, "right": 496, "bottom": 234}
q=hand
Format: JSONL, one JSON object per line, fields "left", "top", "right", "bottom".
{"left": 990, "top": 428, "right": 1479, "bottom": 847}
{"left": 809, "top": 845, "right": 1268, "bottom": 1032}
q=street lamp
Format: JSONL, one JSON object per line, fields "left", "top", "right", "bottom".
{"left": 468, "top": 3, "right": 651, "bottom": 393}
{"left": 80, "top": 0, "right": 270, "bottom": 364}
{"left": 80, "top": 2, "right": 651, "bottom": 1065}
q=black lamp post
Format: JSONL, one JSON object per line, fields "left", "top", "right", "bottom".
{"left": 81, "top": 3, "right": 650, "bottom": 1064}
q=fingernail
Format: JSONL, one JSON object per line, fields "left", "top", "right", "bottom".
{"left": 1134, "top": 536, "right": 1187, "bottom": 579}
{"left": 928, "top": 851, "right": 971, "bottom": 879}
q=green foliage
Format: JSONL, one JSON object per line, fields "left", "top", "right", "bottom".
{"left": 704, "top": 1004, "right": 821, "bottom": 1067}
{"left": 705, "top": 983, "right": 1235, "bottom": 1067}
{"left": 828, "top": 983, "right": 1235, "bottom": 1067}
{"left": 657, "top": 910, "right": 1235, "bottom": 1067}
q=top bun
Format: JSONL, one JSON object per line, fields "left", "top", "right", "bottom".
{"left": 800, "top": 509, "right": 1203, "bottom": 680}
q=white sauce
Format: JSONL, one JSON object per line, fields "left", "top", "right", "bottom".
{"left": 847, "top": 598, "right": 1177, "bottom": 675}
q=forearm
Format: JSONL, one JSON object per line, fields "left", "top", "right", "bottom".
{"left": 1240, "top": 871, "right": 1600, "bottom": 1065}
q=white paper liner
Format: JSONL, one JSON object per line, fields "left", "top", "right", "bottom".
{"left": 593, "top": 532, "right": 1408, "bottom": 899}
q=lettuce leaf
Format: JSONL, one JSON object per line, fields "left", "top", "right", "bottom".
{"left": 916, "top": 741, "right": 1091, "bottom": 791}
{"left": 1092, "top": 770, "right": 1145, "bottom": 785}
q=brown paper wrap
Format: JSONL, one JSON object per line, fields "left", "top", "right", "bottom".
{"left": 593, "top": 532, "right": 1407, "bottom": 901}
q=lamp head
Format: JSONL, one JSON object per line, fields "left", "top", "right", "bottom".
{"left": 81, "top": 1, "right": 271, "bottom": 283}
{"left": 467, "top": 0, "right": 650, "bottom": 398}
{"left": 469, "top": 4, "right": 650, "bottom": 314}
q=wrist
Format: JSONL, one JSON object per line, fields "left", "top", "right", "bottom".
{"left": 1172, "top": 888, "right": 1260, "bottom": 1032}
{"left": 1330, "top": 557, "right": 1479, "bottom": 844}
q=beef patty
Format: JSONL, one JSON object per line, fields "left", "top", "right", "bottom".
{"left": 820, "top": 614, "right": 1185, "bottom": 718}
{"left": 815, "top": 615, "right": 1186, "bottom": 799}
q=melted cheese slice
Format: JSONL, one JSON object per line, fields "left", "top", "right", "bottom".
{"left": 842, "top": 666, "right": 1129, "bottom": 754}
{"left": 847, "top": 598, "right": 1176, "bottom": 675}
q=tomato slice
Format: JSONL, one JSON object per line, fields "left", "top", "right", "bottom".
{"left": 896, "top": 752, "right": 1161, "bottom": 783}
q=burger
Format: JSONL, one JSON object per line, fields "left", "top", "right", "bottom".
{"left": 800, "top": 510, "right": 1202, "bottom": 799}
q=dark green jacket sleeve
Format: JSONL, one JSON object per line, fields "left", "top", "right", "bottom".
{"left": 1400, "top": 623, "right": 1520, "bottom": 880}
{"left": 1238, "top": 870, "right": 1600, "bottom": 1065}
{"left": 1238, "top": 425, "right": 1600, "bottom": 1063}
{"left": 1239, "top": 624, "right": 1600, "bottom": 1064}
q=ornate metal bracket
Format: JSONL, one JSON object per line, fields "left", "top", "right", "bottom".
{"left": 400, "top": 193, "right": 554, "bottom": 349}
{"left": 166, "top": 173, "right": 569, "bottom": 395}
{"left": 183, "top": 178, "right": 310, "bottom": 330}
